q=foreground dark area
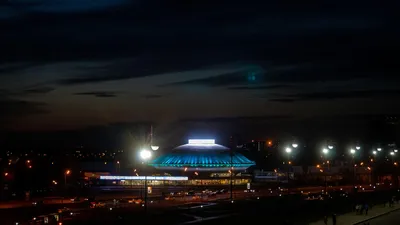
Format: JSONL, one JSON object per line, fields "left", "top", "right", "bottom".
{"left": 1, "top": 188, "right": 399, "bottom": 225}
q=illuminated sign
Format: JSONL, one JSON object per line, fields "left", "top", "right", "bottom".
{"left": 188, "top": 139, "right": 215, "bottom": 145}
{"left": 99, "top": 176, "right": 188, "bottom": 181}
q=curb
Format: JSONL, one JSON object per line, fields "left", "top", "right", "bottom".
{"left": 353, "top": 207, "right": 400, "bottom": 225}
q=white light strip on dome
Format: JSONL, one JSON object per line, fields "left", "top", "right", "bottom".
{"left": 99, "top": 176, "right": 188, "bottom": 181}
{"left": 188, "top": 139, "right": 215, "bottom": 145}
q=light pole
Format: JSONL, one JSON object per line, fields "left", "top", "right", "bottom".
{"left": 63, "top": 170, "right": 70, "bottom": 204}
{"left": 350, "top": 149, "right": 356, "bottom": 187}
{"left": 139, "top": 149, "right": 152, "bottom": 214}
{"left": 322, "top": 148, "right": 329, "bottom": 193}
{"left": 285, "top": 147, "right": 292, "bottom": 191}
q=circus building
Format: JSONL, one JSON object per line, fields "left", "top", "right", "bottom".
{"left": 149, "top": 139, "right": 255, "bottom": 185}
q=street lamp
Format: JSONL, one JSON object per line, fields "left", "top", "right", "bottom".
{"left": 291, "top": 143, "right": 298, "bottom": 148}
{"left": 372, "top": 151, "right": 377, "bottom": 155}
{"left": 139, "top": 149, "right": 152, "bottom": 214}
{"left": 328, "top": 145, "right": 334, "bottom": 150}
{"left": 350, "top": 149, "right": 356, "bottom": 187}
{"left": 322, "top": 148, "right": 329, "bottom": 192}
{"left": 285, "top": 147, "right": 292, "bottom": 189}
{"left": 377, "top": 148, "right": 382, "bottom": 152}
{"left": 322, "top": 148, "right": 329, "bottom": 155}
{"left": 356, "top": 146, "right": 361, "bottom": 150}
{"left": 63, "top": 170, "right": 71, "bottom": 204}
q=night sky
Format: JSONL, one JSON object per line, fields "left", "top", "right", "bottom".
{"left": 1, "top": 1, "right": 400, "bottom": 139}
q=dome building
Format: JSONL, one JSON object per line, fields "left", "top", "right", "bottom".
{"left": 149, "top": 139, "right": 255, "bottom": 171}
{"left": 149, "top": 139, "right": 255, "bottom": 185}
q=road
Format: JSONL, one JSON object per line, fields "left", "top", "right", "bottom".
{"left": 0, "top": 184, "right": 379, "bottom": 209}
{"left": 365, "top": 209, "right": 400, "bottom": 225}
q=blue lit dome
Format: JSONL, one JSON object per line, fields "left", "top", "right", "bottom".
{"left": 149, "top": 139, "right": 255, "bottom": 171}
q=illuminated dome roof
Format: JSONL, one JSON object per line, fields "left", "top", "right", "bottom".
{"left": 149, "top": 139, "right": 255, "bottom": 171}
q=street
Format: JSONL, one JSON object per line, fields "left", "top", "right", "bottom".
{"left": 365, "top": 208, "right": 400, "bottom": 225}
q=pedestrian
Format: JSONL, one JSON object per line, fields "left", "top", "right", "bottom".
{"left": 365, "top": 204, "right": 369, "bottom": 215}
{"left": 323, "top": 216, "right": 328, "bottom": 225}
{"left": 332, "top": 213, "right": 337, "bottom": 225}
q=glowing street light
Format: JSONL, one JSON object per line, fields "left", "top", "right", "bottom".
{"left": 350, "top": 149, "right": 356, "bottom": 155}
{"left": 377, "top": 148, "right": 382, "bottom": 152}
{"left": 139, "top": 149, "right": 152, "bottom": 214}
{"left": 285, "top": 147, "right": 292, "bottom": 153}
{"left": 292, "top": 143, "right": 298, "bottom": 148}
{"left": 322, "top": 148, "right": 329, "bottom": 155}
{"left": 372, "top": 151, "right": 377, "bottom": 155}
{"left": 356, "top": 146, "right": 361, "bottom": 150}
{"left": 328, "top": 145, "right": 334, "bottom": 150}
{"left": 395, "top": 149, "right": 398, "bottom": 153}
{"left": 140, "top": 149, "right": 152, "bottom": 161}
{"left": 390, "top": 152, "right": 395, "bottom": 156}
{"left": 151, "top": 146, "right": 159, "bottom": 151}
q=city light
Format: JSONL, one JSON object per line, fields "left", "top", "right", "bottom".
{"left": 322, "top": 148, "right": 329, "bottom": 154}
{"left": 188, "top": 139, "right": 215, "bottom": 145}
{"left": 99, "top": 176, "right": 188, "bottom": 181}
{"left": 390, "top": 152, "right": 395, "bottom": 156}
{"left": 395, "top": 149, "right": 398, "bottom": 153}
{"left": 373, "top": 151, "right": 377, "bottom": 155}
{"left": 151, "top": 145, "right": 159, "bottom": 151}
{"left": 140, "top": 149, "right": 152, "bottom": 160}
{"left": 350, "top": 149, "right": 356, "bottom": 154}
{"left": 285, "top": 147, "right": 292, "bottom": 153}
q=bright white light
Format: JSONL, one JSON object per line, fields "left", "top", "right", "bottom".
{"left": 285, "top": 147, "right": 292, "bottom": 153}
{"left": 151, "top": 145, "right": 159, "bottom": 151}
{"left": 377, "top": 148, "right": 382, "bottom": 151}
{"left": 322, "top": 148, "right": 329, "bottom": 154}
{"left": 356, "top": 146, "right": 361, "bottom": 150}
{"left": 292, "top": 143, "right": 298, "bottom": 148}
{"left": 395, "top": 149, "right": 398, "bottom": 153}
{"left": 390, "top": 152, "right": 395, "bottom": 156}
{"left": 140, "top": 149, "right": 152, "bottom": 160}
{"left": 350, "top": 149, "right": 356, "bottom": 154}
{"left": 188, "top": 139, "right": 215, "bottom": 145}
{"left": 328, "top": 145, "right": 334, "bottom": 150}
{"left": 372, "top": 151, "right": 377, "bottom": 155}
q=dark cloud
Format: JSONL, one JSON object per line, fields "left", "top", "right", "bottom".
{"left": 0, "top": 98, "right": 49, "bottom": 117}
{"left": 269, "top": 99, "right": 296, "bottom": 103}
{"left": 143, "top": 94, "right": 163, "bottom": 99}
{"left": 227, "top": 84, "right": 294, "bottom": 90}
{"left": 180, "top": 115, "right": 293, "bottom": 123}
{"left": 73, "top": 91, "right": 120, "bottom": 98}
{"left": 23, "top": 87, "right": 54, "bottom": 94}
{"left": 268, "top": 89, "right": 400, "bottom": 102}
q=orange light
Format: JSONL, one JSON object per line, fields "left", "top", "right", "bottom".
{"left": 267, "top": 141, "right": 272, "bottom": 146}
{"left": 316, "top": 164, "right": 320, "bottom": 168}
{"left": 360, "top": 162, "right": 364, "bottom": 166}
{"left": 28, "top": 165, "right": 32, "bottom": 169}
{"left": 4, "top": 172, "right": 8, "bottom": 176}
{"left": 27, "top": 160, "right": 30, "bottom": 163}
{"left": 288, "top": 161, "right": 292, "bottom": 165}
{"left": 184, "top": 167, "right": 187, "bottom": 172}
{"left": 65, "top": 170, "right": 71, "bottom": 175}
{"left": 394, "top": 162, "right": 398, "bottom": 166}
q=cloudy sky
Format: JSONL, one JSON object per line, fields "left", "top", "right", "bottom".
{"left": 1, "top": 0, "right": 399, "bottom": 132}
